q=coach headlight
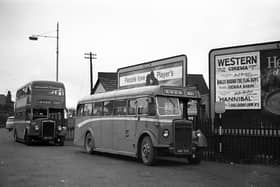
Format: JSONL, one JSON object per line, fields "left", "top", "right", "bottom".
{"left": 57, "top": 125, "right": 62, "bottom": 131}
{"left": 162, "top": 129, "right": 169, "bottom": 138}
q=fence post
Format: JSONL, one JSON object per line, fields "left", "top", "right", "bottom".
{"left": 218, "top": 114, "right": 223, "bottom": 153}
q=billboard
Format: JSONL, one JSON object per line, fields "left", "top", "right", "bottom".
{"left": 209, "top": 41, "right": 280, "bottom": 122}
{"left": 260, "top": 49, "right": 280, "bottom": 115}
{"left": 215, "top": 52, "right": 261, "bottom": 109}
{"left": 117, "top": 55, "right": 187, "bottom": 89}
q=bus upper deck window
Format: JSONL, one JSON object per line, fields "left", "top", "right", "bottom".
{"left": 33, "top": 108, "right": 47, "bottom": 119}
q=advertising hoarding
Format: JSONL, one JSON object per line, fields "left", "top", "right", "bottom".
{"left": 209, "top": 41, "right": 280, "bottom": 126}
{"left": 260, "top": 49, "right": 280, "bottom": 115}
{"left": 117, "top": 55, "right": 187, "bottom": 89}
{"left": 215, "top": 52, "right": 261, "bottom": 110}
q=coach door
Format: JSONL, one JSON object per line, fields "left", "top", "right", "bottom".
{"left": 113, "top": 99, "right": 137, "bottom": 153}
{"left": 102, "top": 101, "right": 114, "bottom": 150}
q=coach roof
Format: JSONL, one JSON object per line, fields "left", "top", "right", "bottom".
{"left": 78, "top": 85, "right": 163, "bottom": 104}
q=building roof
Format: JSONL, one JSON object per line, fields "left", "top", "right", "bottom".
{"left": 92, "top": 72, "right": 208, "bottom": 95}
{"left": 91, "top": 72, "right": 118, "bottom": 94}
{"left": 187, "top": 74, "right": 209, "bottom": 95}
{"left": 0, "top": 95, "right": 6, "bottom": 105}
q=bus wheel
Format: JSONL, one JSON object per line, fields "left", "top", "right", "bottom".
{"left": 55, "top": 137, "right": 65, "bottom": 146}
{"left": 188, "top": 149, "right": 202, "bottom": 164}
{"left": 84, "top": 132, "right": 94, "bottom": 154}
{"left": 59, "top": 140, "right": 65, "bottom": 146}
{"left": 13, "top": 130, "right": 18, "bottom": 142}
{"left": 24, "top": 133, "right": 32, "bottom": 145}
{"left": 140, "top": 136, "right": 156, "bottom": 165}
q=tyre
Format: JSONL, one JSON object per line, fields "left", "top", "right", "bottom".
{"left": 13, "top": 130, "right": 18, "bottom": 142}
{"left": 55, "top": 137, "right": 65, "bottom": 146}
{"left": 140, "top": 136, "right": 156, "bottom": 165}
{"left": 188, "top": 149, "right": 202, "bottom": 164}
{"left": 59, "top": 140, "right": 65, "bottom": 146}
{"left": 24, "top": 132, "right": 32, "bottom": 145}
{"left": 84, "top": 132, "right": 94, "bottom": 154}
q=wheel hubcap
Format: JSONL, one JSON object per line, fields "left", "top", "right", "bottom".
{"left": 86, "top": 136, "right": 92, "bottom": 151}
{"left": 142, "top": 142, "right": 151, "bottom": 158}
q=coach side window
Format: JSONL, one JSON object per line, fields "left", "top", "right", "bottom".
{"left": 104, "top": 101, "right": 113, "bottom": 116}
{"left": 114, "top": 100, "right": 127, "bottom": 115}
{"left": 93, "top": 102, "right": 103, "bottom": 116}
{"left": 136, "top": 97, "right": 153, "bottom": 115}
{"left": 77, "top": 104, "right": 84, "bottom": 116}
{"left": 128, "top": 99, "right": 137, "bottom": 115}
{"left": 84, "top": 103, "right": 93, "bottom": 116}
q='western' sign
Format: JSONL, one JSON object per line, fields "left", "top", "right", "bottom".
{"left": 215, "top": 52, "right": 261, "bottom": 110}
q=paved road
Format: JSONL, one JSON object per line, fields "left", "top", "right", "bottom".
{"left": 0, "top": 128, "right": 279, "bottom": 187}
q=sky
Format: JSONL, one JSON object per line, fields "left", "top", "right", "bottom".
{"left": 0, "top": 0, "right": 279, "bottom": 108}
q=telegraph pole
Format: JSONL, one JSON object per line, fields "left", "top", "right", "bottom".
{"left": 56, "top": 22, "right": 59, "bottom": 82}
{"left": 84, "top": 52, "right": 97, "bottom": 94}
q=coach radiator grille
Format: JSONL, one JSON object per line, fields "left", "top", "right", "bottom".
{"left": 174, "top": 120, "right": 192, "bottom": 153}
{"left": 42, "top": 121, "right": 55, "bottom": 137}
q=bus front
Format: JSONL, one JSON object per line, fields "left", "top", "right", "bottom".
{"left": 28, "top": 82, "right": 67, "bottom": 145}
{"left": 153, "top": 86, "right": 207, "bottom": 164}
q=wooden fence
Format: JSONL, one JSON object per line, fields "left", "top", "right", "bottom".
{"left": 197, "top": 119, "right": 280, "bottom": 164}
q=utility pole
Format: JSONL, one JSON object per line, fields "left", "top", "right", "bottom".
{"left": 84, "top": 52, "right": 97, "bottom": 94}
{"left": 56, "top": 22, "right": 59, "bottom": 82}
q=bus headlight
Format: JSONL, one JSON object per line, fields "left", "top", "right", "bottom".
{"left": 34, "top": 125, "right": 39, "bottom": 131}
{"left": 57, "top": 125, "right": 62, "bottom": 131}
{"left": 162, "top": 129, "right": 169, "bottom": 138}
{"left": 195, "top": 130, "right": 202, "bottom": 137}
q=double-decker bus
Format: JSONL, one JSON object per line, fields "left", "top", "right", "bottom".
{"left": 13, "top": 81, "right": 67, "bottom": 145}
{"left": 74, "top": 85, "right": 207, "bottom": 165}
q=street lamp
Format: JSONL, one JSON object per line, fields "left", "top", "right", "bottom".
{"left": 29, "top": 22, "right": 59, "bottom": 82}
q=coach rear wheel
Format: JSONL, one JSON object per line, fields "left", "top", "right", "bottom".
{"left": 84, "top": 132, "right": 94, "bottom": 154}
{"left": 140, "top": 136, "right": 156, "bottom": 165}
{"left": 13, "top": 130, "right": 18, "bottom": 142}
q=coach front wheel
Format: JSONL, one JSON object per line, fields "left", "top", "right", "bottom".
{"left": 141, "top": 136, "right": 156, "bottom": 165}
